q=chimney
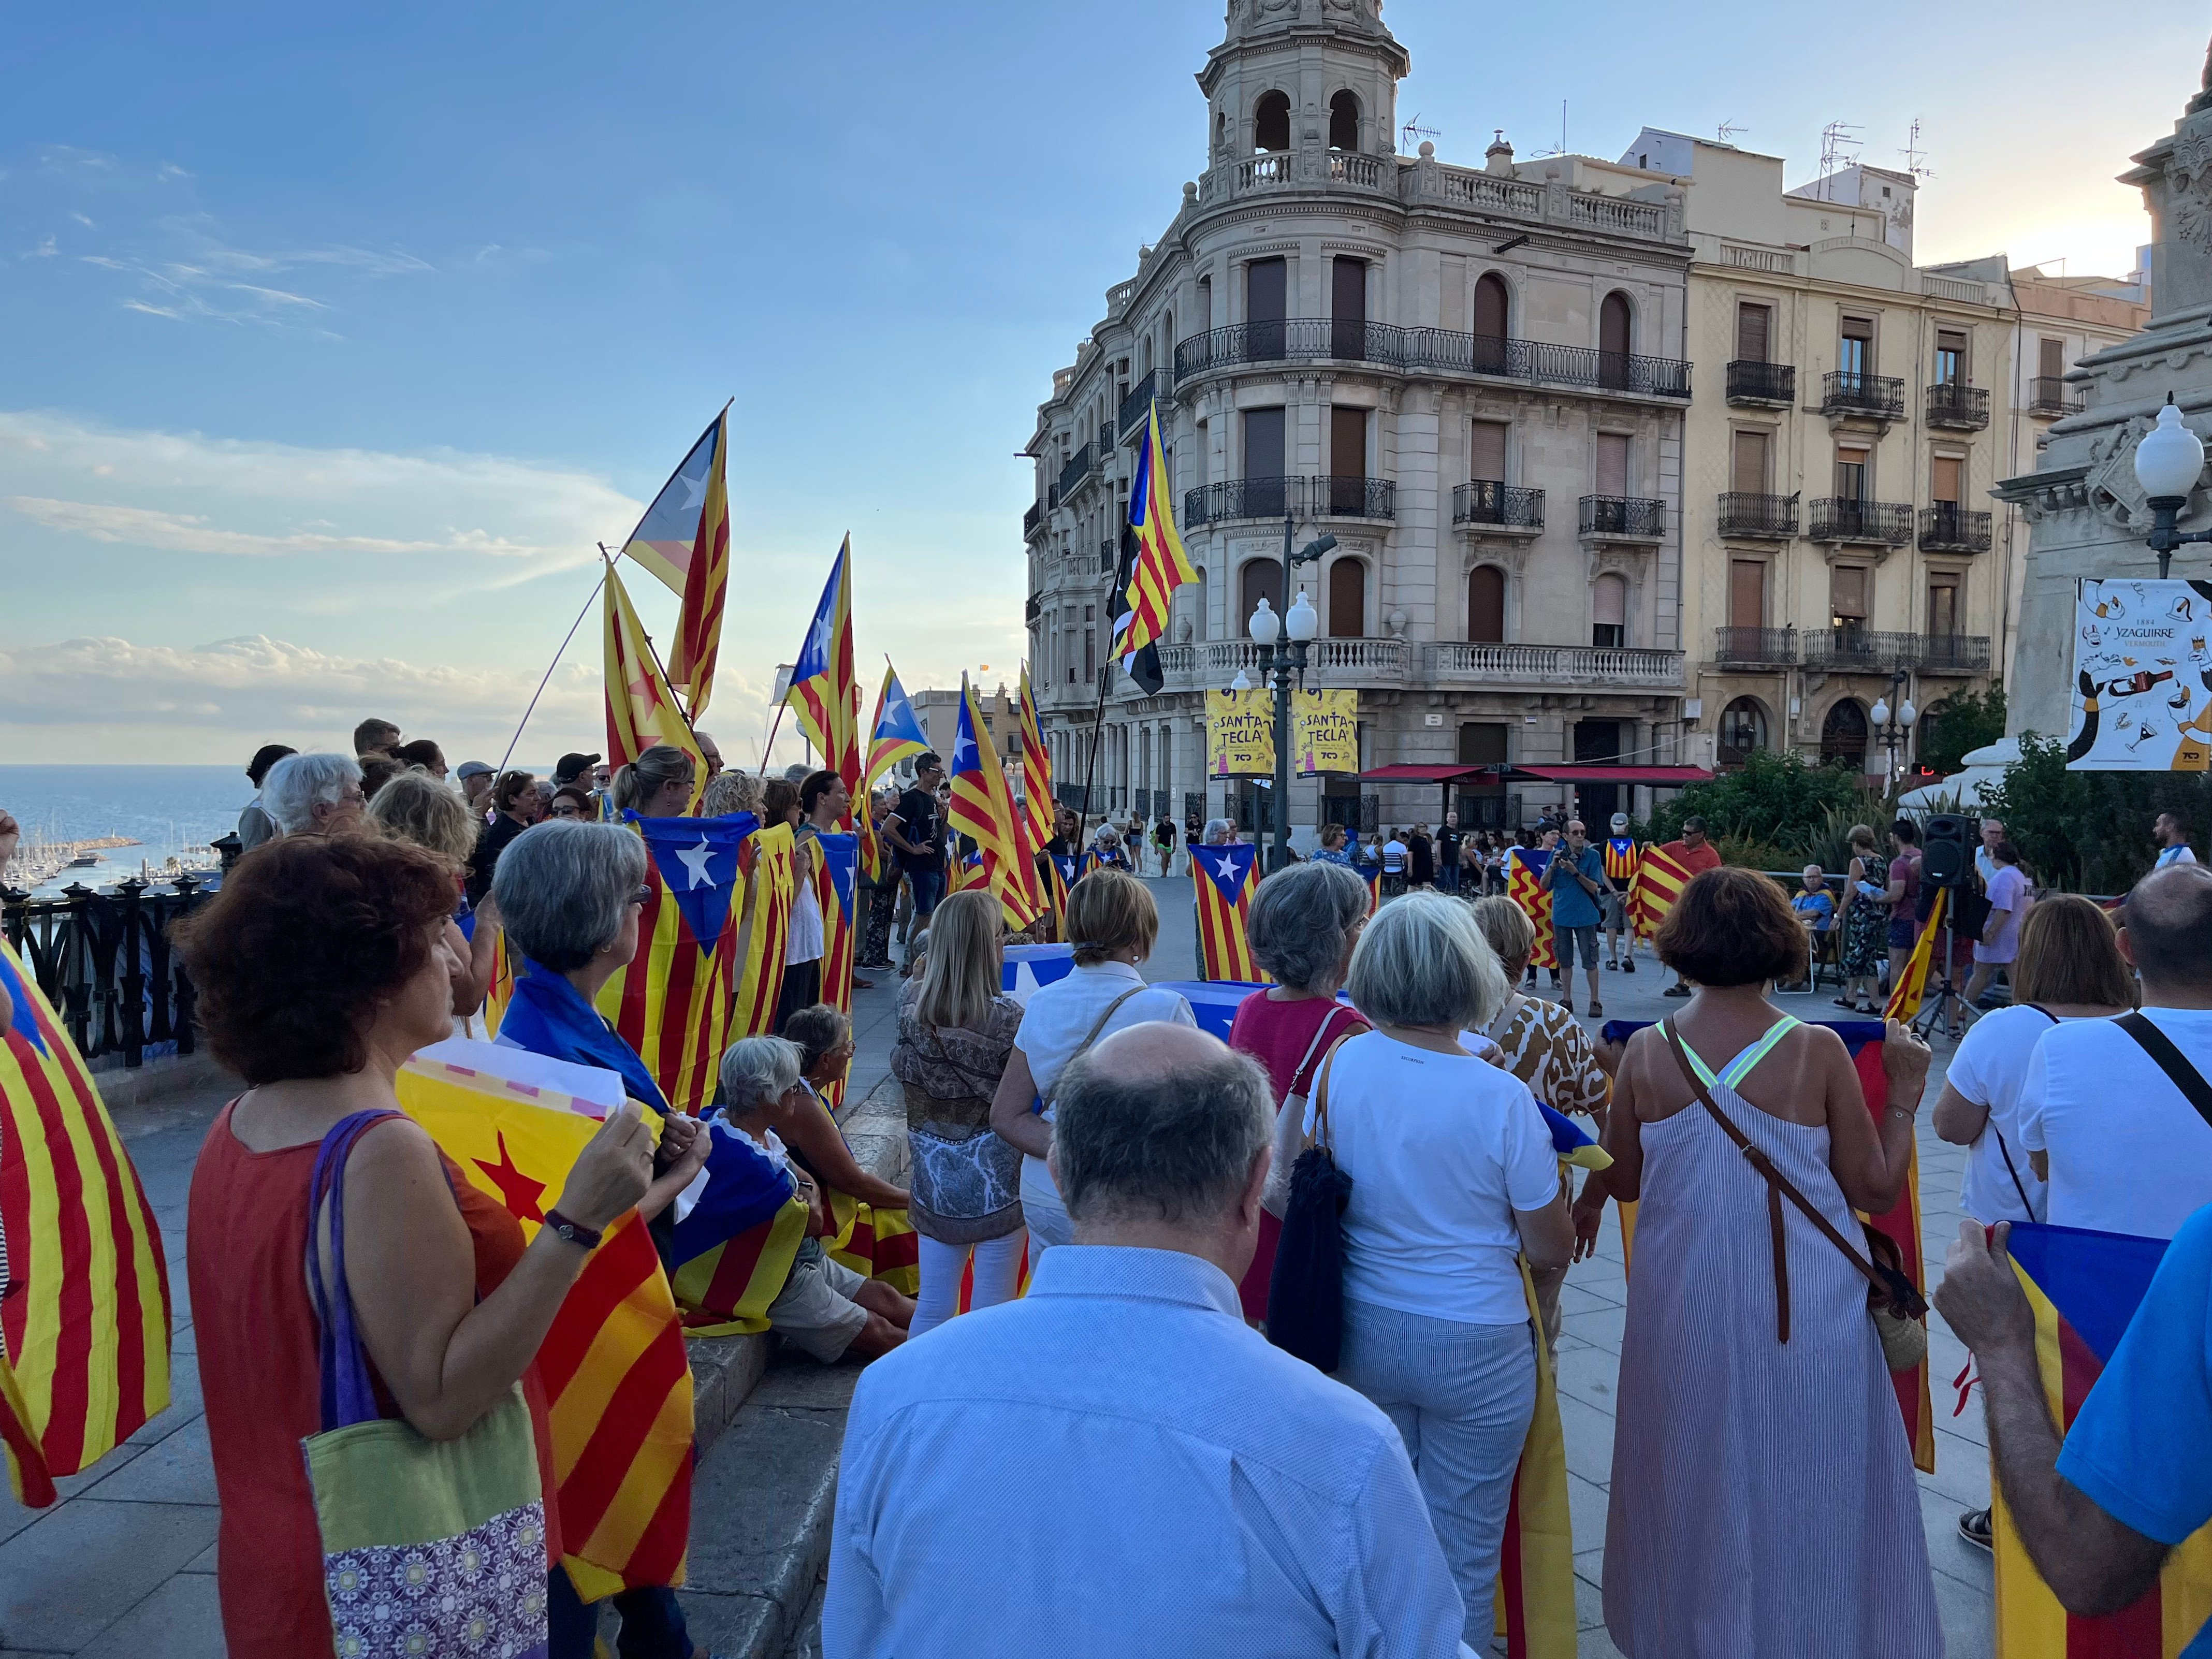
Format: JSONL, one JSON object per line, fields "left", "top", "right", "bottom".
{"left": 1486, "top": 130, "right": 1514, "bottom": 177}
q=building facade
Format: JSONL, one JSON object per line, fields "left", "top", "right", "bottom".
{"left": 1023, "top": 0, "right": 1698, "bottom": 841}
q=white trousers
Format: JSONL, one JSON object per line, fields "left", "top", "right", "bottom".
{"left": 911, "top": 1230, "right": 1028, "bottom": 1337}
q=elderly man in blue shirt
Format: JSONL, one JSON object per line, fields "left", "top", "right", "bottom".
{"left": 825, "top": 1022, "right": 1472, "bottom": 1659}
{"left": 1541, "top": 817, "right": 1610, "bottom": 1018}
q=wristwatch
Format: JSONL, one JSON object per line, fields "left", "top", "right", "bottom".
{"left": 542, "top": 1209, "right": 603, "bottom": 1251}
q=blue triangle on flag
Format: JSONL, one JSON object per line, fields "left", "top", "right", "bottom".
{"left": 1196, "top": 841, "right": 1257, "bottom": 906}
{"left": 1051, "top": 854, "right": 1078, "bottom": 886}
{"left": 0, "top": 948, "right": 51, "bottom": 1057}
{"left": 816, "top": 832, "right": 858, "bottom": 923}
{"left": 629, "top": 810, "right": 758, "bottom": 953}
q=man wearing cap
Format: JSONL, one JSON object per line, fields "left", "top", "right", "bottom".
{"left": 1602, "top": 812, "right": 1640, "bottom": 971}
{"left": 456, "top": 760, "right": 495, "bottom": 819}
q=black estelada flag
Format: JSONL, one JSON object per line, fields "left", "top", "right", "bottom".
{"left": 1109, "top": 523, "right": 1165, "bottom": 696}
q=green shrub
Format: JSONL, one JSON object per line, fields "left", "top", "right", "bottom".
{"left": 1981, "top": 734, "right": 2212, "bottom": 893}
{"left": 1919, "top": 687, "right": 2008, "bottom": 778}
{"left": 1649, "top": 750, "right": 1875, "bottom": 851}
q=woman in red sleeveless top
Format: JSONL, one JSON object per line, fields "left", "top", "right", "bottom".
{"left": 174, "top": 835, "right": 655, "bottom": 1659}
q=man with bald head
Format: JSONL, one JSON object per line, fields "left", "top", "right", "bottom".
{"left": 2017, "top": 862, "right": 2212, "bottom": 1239}
{"left": 825, "top": 1024, "right": 1475, "bottom": 1658}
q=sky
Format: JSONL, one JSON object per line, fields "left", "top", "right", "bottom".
{"left": 1, "top": 0, "right": 2199, "bottom": 766}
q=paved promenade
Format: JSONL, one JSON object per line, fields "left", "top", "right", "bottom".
{"left": 0, "top": 874, "right": 1996, "bottom": 1656}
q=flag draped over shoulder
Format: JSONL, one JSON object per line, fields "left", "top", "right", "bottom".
{"left": 1884, "top": 888, "right": 1947, "bottom": 1022}
{"left": 604, "top": 563, "right": 705, "bottom": 808}
{"left": 1627, "top": 843, "right": 1691, "bottom": 939}
{"left": 1995, "top": 1222, "right": 2212, "bottom": 1655}
{"left": 668, "top": 407, "right": 732, "bottom": 721}
{"left": 1191, "top": 841, "right": 1267, "bottom": 982}
{"left": 664, "top": 1120, "right": 807, "bottom": 1337}
{"left": 948, "top": 680, "right": 1039, "bottom": 927}
{"left": 397, "top": 1057, "right": 691, "bottom": 1595}
{"left": 1508, "top": 849, "right": 1556, "bottom": 971}
{"left": 1117, "top": 402, "right": 1196, "bottom": 667}
{"left": 0, "top": 940, "right": 169, "bottom": 1507}
{"left": 732, "top": 822, "right": 798, "bottom": 1039}
{"left": 785, "top": 537, "right": 862, "bottom": 811}
{"left": 595, "top": 812, "right": 755, "bottom": 1116}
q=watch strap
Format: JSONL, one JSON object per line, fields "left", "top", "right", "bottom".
{"left": 542, "top": 1209, "right": 602, "bottom": 1251}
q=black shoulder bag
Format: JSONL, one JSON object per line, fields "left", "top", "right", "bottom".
{"left": 2115, "top": 1011, "right": 2212, "bottom": 1130}
{"left": 1267, "top": 1038, "right": 1356, "bottom": 1373}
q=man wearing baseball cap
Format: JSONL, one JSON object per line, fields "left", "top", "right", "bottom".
{"left": 553, "top": 751, "right": 602, "bottom": 788}
{"left": 455, "top": 760, "right": 495, "bottom": 817}
{"left": 1602, "top": 811, "right": 1640, "bottom": 971}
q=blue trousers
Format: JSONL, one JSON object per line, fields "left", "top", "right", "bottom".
{"left": 548, "top": 1568, "right": 691, "bottom": 1659}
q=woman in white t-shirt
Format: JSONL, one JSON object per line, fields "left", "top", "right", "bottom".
{"left": 1964, "top": 839, "right": 2033, "bottom": 1006}
{"left": 1302, "top": 892, "right": 1571, "bottom": 1648}
{"left": 989, "top": 868, "right": 1195, "bottom": 1254}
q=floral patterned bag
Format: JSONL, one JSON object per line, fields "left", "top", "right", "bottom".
{"left": 300, "top": 1110, "right": 550, "bottom": 1658}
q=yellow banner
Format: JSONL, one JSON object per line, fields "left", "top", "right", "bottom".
{"left": 1292, "top": 688, "right": 1358, "bottom": 776}
{"left": 1205, "top": 688, "right": 1276, "bottom": 777}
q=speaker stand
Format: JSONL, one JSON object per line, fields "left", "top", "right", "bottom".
{"left": 1911, "top": 909, "right": 1972, "bottom": 1041}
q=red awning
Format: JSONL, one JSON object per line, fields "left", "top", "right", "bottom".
{"left": 1354, "top": 764, "right": 1493, "bottom": 784}
{"left": 1506, "top": 764, "right": 1716, "bottom": 786}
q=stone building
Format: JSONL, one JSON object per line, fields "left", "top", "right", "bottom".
{"left": 1022, "top": 0, "right": 1700, "bottom": 842}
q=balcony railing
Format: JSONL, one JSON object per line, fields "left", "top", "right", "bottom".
{"left": 1427, "top": 643, "right": 1684, "bottom": 688}
{"left": 1023, "top": 499, "right": 1046, "bottom": 536}
{"left": 1714, "top": 627, "right": 1799, "bottom": 667}
{"left": 1725, "top": 360, "right": 1796, "bottom": 404}
{"left": 1799, "top": 629, "right": 1992, "bottom": 674}
{"left": 1919, "top": 505, "right": 1993, "bottom": 553}
{"left": 1579, "top": 495, "right": 1665, "bottom": 539}
{"left": 1117, "top": 368, "right": 1166, "bottom": 444}
{"left": 1452, "top": 481, "right": 1545, "bottom": 530}
{"left": 1809, "top": 498, "right": 1914, "bottom": 544}
{"left": 1916, "top": 634, "right": 1993, "bottom": 674}
{"left": 1716, "top": 491, "right": 1798, "bottom": 538}
{"left": 1057, "top": 443, "right": 1094, "bottom": 501}
{"left": 2030, "top": 376, "right": 2085, "bottom": 417}
{"left": 1820, "top": 370, "right": 1906, "bottom": 420}
{"left": 1182, "top": 476, "right": 1394, "bottom": 526}
{"left": 4, "top": 877, "right": 219, "bottom": 1069}
{"left": 1171, "top": 319, "right": 1692, "bottom": 399}
{"left": 1926, "top": 383, "right": 1990, "bottom": 430}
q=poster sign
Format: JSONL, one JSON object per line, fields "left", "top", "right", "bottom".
{"left": 1292, "top": 689, "right": 1359, "bottom": 776}
{"left": 1204, "top": 688, "right": 1276, "bottom": 777}
{"left": 2069, "top": 577, "right": 2212, "bottom": 770}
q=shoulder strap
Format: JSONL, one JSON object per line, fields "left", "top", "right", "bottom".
{"left": 1286, "top": 1004, "right": 1350, "bottom": 1104}
{"left": 1309, "top": 1034, "right": 1354, "bottom": 1152}
{"left": 2117, "top": 1011, "right": 2212, "bottom": 1131}
{"left": 1040, "top": 985, "right": 1147, "bottom": 1113}
{"left": 305, "top": 1108, "right": 407, "bottom": 1434}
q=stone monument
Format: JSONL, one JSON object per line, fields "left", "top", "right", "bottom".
{"left": 1998, "top": 43, "right": 2212, "bottom": 738}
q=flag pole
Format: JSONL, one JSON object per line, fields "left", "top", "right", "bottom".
{"left": 498, "top": 561, "right": 608, "bottom": 778}
{"left": 600, "top": 544, "right": 706, "bottom": 753}
{"left": 759, "top": 704, "right": 788, "bottom": 773}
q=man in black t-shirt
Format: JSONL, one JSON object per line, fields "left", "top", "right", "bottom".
{"left": 885, "top": 752, "right": 948, "bottom": 976}
{"left": 1436, "top": 813, "right": 1463, "bottom": 896}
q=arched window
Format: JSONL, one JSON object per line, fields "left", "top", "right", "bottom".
{"left": 1329, "top": 91, "right": 1361, "bottom": 151}
{"left": 1473, "top": 273, "right": 1511, "bottom": 374}
{"left": 1240, "top": 558, "right": 1284, "bottom": 632}
{"left": 1467, "top": 566, "right": 1506, "bottom": 643}
{"left": 1718, "top": 697, "right": 1768, "bottom": 769}
{"left": 1215, "top": 110, "right": 1228, "bottom": 151}
{"left": 1599, "top": 292, "right": 1634, "bottom": 389}
{"left": 1254, "top": 91, "right": 1291, "bottom": 153}
{"left": 1592, "top": 574, "right": 1627, "bottom": 649}
{"left": 1328, "top": 558, "right": 1366, "bottom": 638}
{"left": 1820, "top": 699, "right": 1869, "bottom": 770}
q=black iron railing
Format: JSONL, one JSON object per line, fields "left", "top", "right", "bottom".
{"left": 1926, "top": 383, "right": 1990, "bottom": 429}
{"left": 2030, "top": 376, "right": 2084, "bottom": 417}
{"left": 1172, "top": 319, "right": 1693, "bottom": 398}
{"left": 1579, "top": 495, "right": 1665, "bottom": 537}
{"left": 1117, "top": 369, "right": 1163, "bottom": 443}
{"left": 2, "top": 877, "right": 220, "bottom": 1068}
{"left": 1920, "top": 505, "right": 1993, "bottom": 553}
{"left": 1796, "top": 629, "right": 1994, "bottom": 674}
{"left": 1810, "top": 498, "right": 1913, "bottom": 544}
{"left": 1312, "top": 475, "right": 1395, "bottom": 519}
{"left": 1820, "top": 370, "right": 1905, "bottom": 420}
{"left": 1183, "top": 475, "right": 1394, "bottom": 526}
{"left": 1714, "top": 626, "right": 1799, "bottom": 666}
{"left": 1916, "top": 634, "right": 1993, "bottom": 673}
{"left": 1452, "top": 482, "right": 1545, "bottom": 529}
{"left": 1453, "top": 792, "right": 1524, "bottom": 832}
{"left": 1716, "top": 491, "right": 1798, "bottom": 537}
{"left": 1057, "top": 443, "right": 1094, "bottom": 500}
{"left": 1023, "top": 499, "right": 1046, "bottom": 536}
{"left": 1726, "top": 360, "right": 1796, "bottom": 403}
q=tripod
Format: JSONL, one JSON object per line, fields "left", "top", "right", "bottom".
{"left": 1910, "top": 896, "right": 1972, "bottom": 1040}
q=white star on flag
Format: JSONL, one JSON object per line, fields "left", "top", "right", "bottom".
{"left": 677, "top": 836, "right": 717, "bottom": 890}
{"left": 675, "top": 468, "right": 708, "bottom": 512}
{"left": 952, "top": 732, "right": 977, "bottom": 770}
{"left": 1209, "top": 852, "right": 1240, "bottom": 881}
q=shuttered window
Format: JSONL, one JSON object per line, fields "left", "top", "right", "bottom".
{"left": 1597, "top": 432, "right": 1631, "bottom": 497}
{"left": 1836, "top": 446, "right": 1869, "bottom": 501}
{"left": 1927, "top": 576, "right": 1960, "bottom": 638}
{"left": 1331, "top": 406, "right": 1367, "bottom": 475}
{"left": 1592, "top": 574, "right": 1627, "bottom": 648}
{"left": 1736, "top": 302, "right": 1772, "bottom": 363}
{"left": 1728, "top": 559, "right": 1766, "bottom": 630}
{"left": 1931, "top": 454, "right": 1963, "bottom": 504}
{"left": 1243, "top": 407, "right": 1285, "bottom": 479}
{"left": 1474, "top": 273, "right": 1509, "bottom": 339}
{"left": 1328, "top": 558, "right": 1365, "bottom": 638}
{"left": 1831, "top": 565, "right": 1869, "bottom": 622}
{"left": 1470, "top": 420, "right": 1508, "bottom": 483}
{"left": 2039, "top": 337, "right": 2065, "bottom": 379}
{"left": 1467, "top": 566, "right": 1506, "bottom": 643}
{"left": 1731, "top": 429, "right": 1770, "bottom": 494}
{"left": 1936, "top": 328, "right": 1968, "bottom": 386}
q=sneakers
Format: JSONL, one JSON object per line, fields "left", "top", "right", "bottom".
{"left": 1957, "top": 1508, "right": 1992, "bottom": 1552}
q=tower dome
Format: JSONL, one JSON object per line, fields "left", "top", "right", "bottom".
{"left": 1198, "top": 0, "right": 1408, "bottom": 167}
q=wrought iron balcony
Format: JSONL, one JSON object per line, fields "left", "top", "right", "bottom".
{"left": 2029, "top": 376, "right": 2084, "bottom": 417}
{"left": 1057, "top": 443, "right": 1094, "bottom": 501}
{"left": 1023, "top": 499, "right": 1046, "bottom": 537}
{"left": 1181, "top": 475, "right": 1393, "bottom": 526}
{"left": 1714, "top": 627, "right": 1799, "bottom": 667}
{"left": 1809, "top": 498, "right": 1913, "bottom": 544}
{"left": 1725, "top": 360, "right": 1796, "bottom": 405}
{"left": 1451, "top": 481, "right": 1545, "bottom": 531}
{"left": 1171, "top": 319, "right": 1692, "bottom": 399}
{"left": 1579, "top": 494, "right": 1665, "bottom": 539}
{"left": 1099, "top": 539, "right": 1118, "bottom": 573}
{"left": 1800, "top": 626, "right": 1903, "bottom": 672}
{"left": 1820, "top": 370, "right": 1905, "bottom": 420}
{"left": 1919, "top": 505, "right": 1993, "bottom": 553}
{"left": 1915, "top": 634, "right": 1992, "bottom": 674}
{"left": 1117, "top": 368, "right": 1167, "bottom": 444}
{"left": 1716, "top": 492, "right": 1798, "bottom": 539}
{"left": 1926, "top": 383, "right": 1990, "bottom": 430}
{"left": 1024, "top": 592, "right": 1041, "bottom": 624}
{"left": 1312, "top": 475, "right": 1395, "bottom": 519}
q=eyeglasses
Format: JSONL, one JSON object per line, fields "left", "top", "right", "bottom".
{"left": 629, "top": 885, "right": 652, "bottom": 908}
{"left": 551, "top": 803, "right": 583, "bottom": 819}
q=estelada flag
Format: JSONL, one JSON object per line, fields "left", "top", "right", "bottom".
{"left": 664, "top": 1119, "right": 808, "bottom": 1337}
{"left": 596, "top": 810, "right": 755, "bottom": 1116}
{"left": 1995, "top": 1221, "right": 2212, "bottom": 1654}
{"left": 621, "top": 409, "right": 726, "bottom": 599}
{"left": 397, "top": 1055, "right": 692, "bottom": 1596}
{"left": 604, "top": 562, "right": 706, "bottom": 810}
{"left": 666, "top": 405, "right": 733, "bottom": 722}
{"left": 459, "top": 908, "right": 514, "bottom": 1041}
{"left": 1358, "top": 860, "right": 1381, "bottom": 914}
{"left": 1884, "top": 887, "right": 1947, "bottom": 1022}
{"left": 785, "top": 537, "right": 862, "bottom": 816}
{"left": 1508, "top": 848, "right": 1557, "bottom": 971}
{"left": 1043, "top": 853, "right": 1076, "bottom": 943}
{"left": 808, "top": 829, "right": 861, "bottom": 1110}
{"left": 0, "top": 940, "right": 169, "bottom": 1507}
{"left": 948, "top": 678, "right": 1039, "bottom": 928}
{"left": 731, "top": 821, "right": 797, "bottom": 1040}
{"left": 1116, "top": 401, "right": 1197, "bottom": 663}
{"left": 1628, "top": 843, "right": 1693, "bottom": 939}
{"left": 1016, "top": 665, "right": 1055, "bottom": 853}
{"left": 861, "top": 662, "right": 929, "bottom": 879}
{"left": 1191, "top": 840, "right": 1268, "bottom": 982}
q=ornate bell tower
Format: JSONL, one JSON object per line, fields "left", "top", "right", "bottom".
{"left": 1196, "top": 0, "right": 1409, "bottom": 173}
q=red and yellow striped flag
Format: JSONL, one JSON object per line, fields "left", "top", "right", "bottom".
{"left": 672, "top": 1195, "right": 811, "bottom": 1336}
{"left": 1117, "top": 402, "right": 1198, "bottom": 660}
{"left": 784, "top": 537, "right": 862, "bottom": 819}
{"left": 667, "top": 405, "right": 732, "bottom": 721}
{"left": 0, "top": 940, "right": 170, "bottom": 1507}
{"left": 1627, "top": 843, "right": 1692, "bottom": 939}
{"left": 477, "top": 924, "right": 514, "bottom": 1041}
{"left": 1492, "top": 1258, "right": 1578, "bottom": 1659}
{"left": 1507, "top": 849, "right": 1557, "bottom": 971}
{"left": 1191, "top": 840, "right": 1268, "bottom": 982}
{"left": 825, "top": 1188, "right": 921, "bottom": 1298}
{"left": 397, "top": 1056, "right": 692, "bottom": 1596}
{"left": 947, "top": 679, "right": 1039, "bottom": 928}
{"left": 1017, "top": 665, "right": 1055, "bottom": 854}
{"left": 604, "top": 561, "right": 706, "bottom": 811}
{"left": 1884, "top": 888, "right": 1947, "bottom": 1022}
{"left": 732, "top": 822, "right": 797, "bottom": 1039}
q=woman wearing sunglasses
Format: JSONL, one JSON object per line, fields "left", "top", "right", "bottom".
{"left": 547, "top": 784, "right": 593, "bottom": 821}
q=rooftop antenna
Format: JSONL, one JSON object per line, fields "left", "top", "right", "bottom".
{"left": 1900, "top": 117, "right": 1934, "bottom": 180}
{"left": 1532, "top": 100, "right": 1567, "bottom": 159}
{"left": 1716, "top": 119, "right": 1748, "bottom": 145}
{"left": 1816, "top": 120, "right": 1863, "bottom": 200}
{"left": 1399, "top": 112, "right": 1441, "bottom": 153}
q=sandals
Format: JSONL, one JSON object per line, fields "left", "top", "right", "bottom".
{"left": 1957, "top": 1508, "right": 1992, "bottom": 1552}
{"left": 1588, "top": 1002, "right": 1604, "bottom": 1017}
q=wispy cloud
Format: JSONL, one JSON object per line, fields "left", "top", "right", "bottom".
{"left": 6, "top": 497, "right": 550, "bottom": 558}
{"left": 62, "top": 210, "right": 433, "bottom": 329}
{"left": 24, "top": 234, "right": 56, "bottom": 258}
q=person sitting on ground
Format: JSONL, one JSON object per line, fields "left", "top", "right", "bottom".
{"left": 990, "top": 869, "right": 1196, "bottom": 1254}
{"left": 1931, "top": 891, "right": 2135, "bottom": 1554}
{"left": 394, "top": 738, "right": 447, "bottom": 781}
{"left": 780, "top": 1002, "right": 913, "bottom": 1216}
{"left": 170, "top": 833, "right": 663, "bottom": 1659}
{"left": 467, "top": 768, "right": 541, "bottom": 905}
{"left": 237, "top": 743, "right": 296, "bottom": 853}
{"left": 352, "top": 717, "right": 402, "bottom": 759}
{"left": 719, "top": 1035, "right": 912, "bottom": 1363}
{"left": 826, "top": 1022, "right": 1475, "bottom": 1658}
{"left": 262, "top": 752, "right": 366, "bottom": 839}
{"left": 366, "top": 769, "right": 501, "bottom": 1021}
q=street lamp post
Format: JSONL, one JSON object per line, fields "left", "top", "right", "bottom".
{"left": 2135, "top": 398, "right": 2212, "bottom": 578}
{"left": 1869, "top": 670, "right": 1917, "bottom": 798}
{"left": 1247, "top": 511, "right": 1336, "bottom": 871}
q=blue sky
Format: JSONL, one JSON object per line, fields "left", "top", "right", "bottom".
{"left": 0, "top": 0, "right": 2198, "bottom": 765}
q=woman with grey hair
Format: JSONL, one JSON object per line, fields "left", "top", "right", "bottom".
{"left": 261, "top": 752, "right": 366, "bottom": 838}
{"left": 700, "top": 767, "right": 762, "bottom": 818}
{"left": 610, "top": 744, "right": 696, "bottom": 817}
{"left": 1284, "top": 891, "right": 1574, "bottom": 1648}
{"left": 1228, "top": 861, "right": 1373, "bottom": 1320}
